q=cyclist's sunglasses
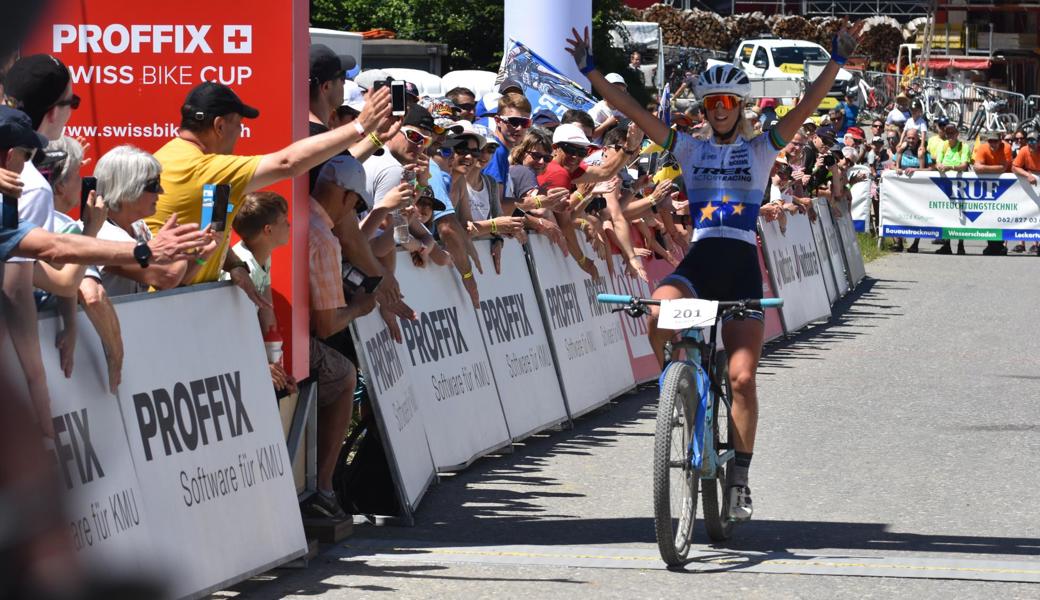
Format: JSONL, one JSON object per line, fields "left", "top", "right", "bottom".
{"left": 401, "top": 127, "right": 431, "bottom": 147}
{"left": 527, "top": 150, "right": 552, "bottom": 162}
{"left": 143, "top": 177, "right": 163, "bottom": 194}
{"left": 52, "top": 93, "right": 80, "bottom": 110}
{"left": 555, "top": 142, "right": 590, "bottom": 157}
{"left": 702, "top": 95, "right": 741, "bottom": 111}
{"left": 496, "top": 115, "right": 531, "bottom": 129}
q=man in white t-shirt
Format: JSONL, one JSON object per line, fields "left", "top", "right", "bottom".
{"left": 587, "top": 72, "right": 629, "bottom": 145}
{"left": 886, "top": 94, "right": 910, "bottom": 127}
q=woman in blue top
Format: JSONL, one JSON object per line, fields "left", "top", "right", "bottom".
{"left": 566, "top": 24, "right": 862, "bottom": 522}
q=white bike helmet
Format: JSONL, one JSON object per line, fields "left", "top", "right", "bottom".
{"left": 695, "top": 64, "right": 751, "bottom": 100}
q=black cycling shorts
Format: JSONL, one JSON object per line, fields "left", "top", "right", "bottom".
{"left": 659, "top": 237, "right": 764, "bottom": 322}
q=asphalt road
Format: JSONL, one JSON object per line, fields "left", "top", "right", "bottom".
{"left": 216, "top": 242, "right": 1040, "bottom": 599}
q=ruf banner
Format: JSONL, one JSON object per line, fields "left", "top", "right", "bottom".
{"left": 879, "top": 171, "right": 1040, "bottom": 242}
{"left": 498, "top": 39, "right": 596, "bottom": 119}
{"left": 23, "top": 0, "right": 311, "bottom": 378}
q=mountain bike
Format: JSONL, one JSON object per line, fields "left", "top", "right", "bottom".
{"left": 597, "top": 293, "right": 783, "bottom": 566}
{"left": 907, "top": 78, "right": 962, "bottom": 130}
{"left": 966, "top": 87, "right": 1020, "bottom": 140}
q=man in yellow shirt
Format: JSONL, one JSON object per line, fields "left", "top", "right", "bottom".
{"left": 146, "top": 81, "right": 391, "bottom": 302}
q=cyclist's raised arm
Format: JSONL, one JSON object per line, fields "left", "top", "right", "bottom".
{"left": 773, "top": 23, "right": 864, "bottom": 144}
{"left": 565, "top": 27, "right": 670, "bottom": 147}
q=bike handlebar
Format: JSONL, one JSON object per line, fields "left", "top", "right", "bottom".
{"left": 596, "top": 293, "right": 784, "bottom": 310}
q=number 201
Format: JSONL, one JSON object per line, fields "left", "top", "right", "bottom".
{"left": 673, "top": 308, "right": 700, "bottom": 319}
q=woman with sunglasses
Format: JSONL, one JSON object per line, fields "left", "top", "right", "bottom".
{"left": 94, "top": 145, "right": 216, "bottom": 296}
{"left": 567, "top": 24, "right": 862, "bottom": 522}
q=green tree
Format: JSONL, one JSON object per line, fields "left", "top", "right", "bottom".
{"left": 311, "top": 0, "right": 649, "bottom": 103}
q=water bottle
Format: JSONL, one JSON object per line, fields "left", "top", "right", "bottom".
{"left": 392, "top": 210, "right": 411, "bottom": 244}
{"left": 263, "top": 326, "right": 283, "bottom": 365}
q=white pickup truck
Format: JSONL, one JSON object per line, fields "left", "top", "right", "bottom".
{"left": 717, "top": 38, "right": 855, "bottom": 110}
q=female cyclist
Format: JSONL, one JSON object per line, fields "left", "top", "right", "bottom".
{"left": 566, "top": 24, "right": 861, "bottom": 521}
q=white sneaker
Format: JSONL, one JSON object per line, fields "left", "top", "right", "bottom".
{"left": 727, "top": 486, "right": 753, "bottom": 522}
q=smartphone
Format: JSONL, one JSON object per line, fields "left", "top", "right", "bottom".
{"left": 511, "top": 207, "right": 527, "bottom": 218}
{"left": 390, "top": 81, "right": 407, "bottom": 116}
{"left": 80, "top": 176, "right": 97, "bottom": 216}
{"left": 372, "top": 78, "right": 390, "bottom": 91}
{"left": 2, "top": 195, "right": 17, "bottom": 230}
{"left": 201, "top": 183, "right": 232, "bottom": 231}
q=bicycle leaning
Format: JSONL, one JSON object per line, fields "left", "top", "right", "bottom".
{"left": 597, "top": 293, "right": 783, "bottom": 566}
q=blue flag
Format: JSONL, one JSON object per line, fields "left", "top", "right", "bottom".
{"left": 497, "top": 39, "right": 596, "bottom": 119}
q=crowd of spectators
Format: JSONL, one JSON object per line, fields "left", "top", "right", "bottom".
{"left": 4, "top": 38, "right": 1040, "bottom": 535}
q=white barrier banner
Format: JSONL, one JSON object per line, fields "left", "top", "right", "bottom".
{"left": 1, "top": 315, "right": 154, "bottom": 575}
{"left": 834, "top": 206, "right": 867, "bottom": 287}
{"left": 351, "top": 311, "right": 436, "bottom": 512}
{"left": 850, "top": 165, "right": 872, "bottom": 233}
{"left": 393, "top": 260, "right": 511, "bottom": 470}
{"left": 114, "top": 286, "right": 306, "bottom": 599}
{"left": 879, "top": 171, "right": 1040, "bottom": 242}
{"left": 758, "top": 215, "right": 832, "bottom": 332}
{"left": 808, "top": 209, "right": 839, "bottom": 305}
{"left": 527, "top": 235, "right": 634, "bottom": 417}
{"left": 813, "top": 198, "right": 851, "bottom": 299}
{"left": 607, "top": 254, "right": 658, "bottom": 383}
{"left": 472, "top": 241, "right": 568, "bottom": 440}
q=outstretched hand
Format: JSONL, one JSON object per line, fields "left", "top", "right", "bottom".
{"left": 564, "top": 27, "right": 594, "bottom": 74}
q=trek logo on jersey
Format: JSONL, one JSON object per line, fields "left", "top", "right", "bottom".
{"left": 927, "top": 177, "right": 1017, "bottom": 222}
{"left": 53, "top": 24, "right": 253, "bottom": 54}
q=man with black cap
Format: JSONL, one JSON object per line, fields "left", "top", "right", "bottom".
{"left": 308, "top": 44, "right": 356, "bottom": 191}
{"left": 145, "top": 80, "right": 391, "bottom": 299}
{"left": 364, "top": 104, "right": 481, "bottom": 308}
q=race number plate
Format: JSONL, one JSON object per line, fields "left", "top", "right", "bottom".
{"left": 658, "top": 299, "right": 719, "bottom": 330}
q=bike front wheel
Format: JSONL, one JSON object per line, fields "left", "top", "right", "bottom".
{"left": 942, "top": 101, "right": 962, "bottom": 130}
{"left": 653, "top": 362, "right": 698, "bottom": 566}
{"left": 701, "top": 349, "right": 736, "bottom": 542}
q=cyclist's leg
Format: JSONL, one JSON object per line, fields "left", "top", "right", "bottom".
{"left": 720, "top": 318, "right": 765, "bottom": 455}
{"left": 647, "top": 282, "right": 693, "bottom": 368}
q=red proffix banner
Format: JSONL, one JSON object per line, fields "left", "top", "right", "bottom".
{"left": 23, "top": 0, "right": 311, "bottom": 378}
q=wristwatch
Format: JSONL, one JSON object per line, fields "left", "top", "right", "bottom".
{"left": 133, "top": 240, "right": 152, "bottom": 268}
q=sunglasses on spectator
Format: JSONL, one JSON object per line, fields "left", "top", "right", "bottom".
{"left": 455, "top": 102, "right": 475, "bottom": 111}
{"left": 872, "top": 122, "right": 883, "bottom": 128}
{"left": 453, "top": 146, "right": 480, "bottom": 157}
{"left": 143, "top": 177, "right": 163, "bottom": 194}
{"left": 702, "top": 95, "right": 741, "bottom": 111}
{"left": 52, "top": 93, "right": 80, "bottom": 110}
{"left": 496, "top": 115, "right": 531, "bottom": 129}
{"left": 527, "top": 150, "right": 551, "bottom": 162}
{"left": 1029, "top": 139, "right": 1038, "bottom": 145}
{"left": 1014, "top": 136, "right": 1026, "bottom": 141}
{"left": 556, "top": 143, "right": 589, "bottom": 157}
{"left": 401, "top": 127, "right": 431, "bottom": 147}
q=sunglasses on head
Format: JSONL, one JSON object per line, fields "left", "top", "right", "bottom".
{"left": 497, "top": 115, "right": 531, "bottom": 129}
{"left": 143, "top": 177, "right": 162, "bottom": 194}
{"left": 401, "top": 127, "right": 431, "bottom": 147}
{"left": 702, "top": 95, "right": 741, "bottom": 111}
{"left": 527, "top": 150, "right": 551, "bottom": 162}
{"left": 53, "top": 93, "right": 80, "bottom": 110}
{"left": 556, "top": 143, "right": 588, "bottom": 157}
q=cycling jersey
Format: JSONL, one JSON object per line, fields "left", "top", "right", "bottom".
{"left": 668, "top": 129, "right": 784, "bottom": 247}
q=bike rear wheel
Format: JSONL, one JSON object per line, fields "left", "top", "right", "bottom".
{"left": 653, "top": 362, "right": 698, "bottom": 566}
{"left": 701, "top": 349, "right": 736, "bottom": 542}
{"left": 998, "top": 113, "right": 1020, "bottom": 133}
{"left": 942, "top": 101, "right": 962, "bottom": 130}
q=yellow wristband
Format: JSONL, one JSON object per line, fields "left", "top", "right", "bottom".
{"left": 577, "top": 255, "right": 586, "bottom": 265}
{"left": 462, "top": 271, "right": 474, "bottom": 279}
{"left": 574, "top": 192, "right": 585, "bottom": 203}
{"left": 490, "top": 218, "right": 498, "bottom": 235}
{"left": 535, "top": 196, "right": 543, "bottom": 209}
{"left": 367, "top": 132, "right": 384, "bottom": 148}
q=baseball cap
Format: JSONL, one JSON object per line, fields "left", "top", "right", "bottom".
{"left": 0, "top": 106, "right": 48, "bottom": 149}
{"left": 318, "top": 154, "right": 371, "bottom": 205}
{"left": 447, "top": 120, "right": 486, "bottom": 149}
{"left": 476, "top": 92, "right": 502, "bottom": 118}
{"left": 340, "top": 80, "right": 365, "bottom": 114}
{"left": 1027, "top": 130, "right": 1039, "bottom": 142}
{"left": 473, "top": 123, "right": 498, "bottom": 149}
{"left": 841, "top": 146, "right": 858, "bottom": 160}
{"left": 802, "top": 117, "right": 817, "bottom": 127}
{"left": 816, "top": 126, "right": 837, "bottom": 145}
{"left": 309, "top": 44, "right": 356, "bottom": 84}
{"left": 498, "top": 78, "right": 523, "bottom": 94}
{"left": 416, "top": 193, "right": 447, "bottom": 212}
{"left": 402, "top": 104, "right": 435, "bottom": 132}
{"left": 604, "top": 72, "right": 627, "bottom": 86}
{"left": 936, "top": 116, "right": 950, "bottom": 128}
{"left": 182, "top": 81, "right": 259, "bottom": 120}
{"left": 552, "top": 123, "right": 592, "bottom": 147}
{"left": 532, "top": 108, "right": 560, "bottom": 128}
{"left": 3, "top": 54, "right": 71, "bottom": 130}
{"left": 353, "top": 69, "right": 390, "bottom": 90}
{"left": 846, "top": 126, "right": 865, "bottom": 140}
